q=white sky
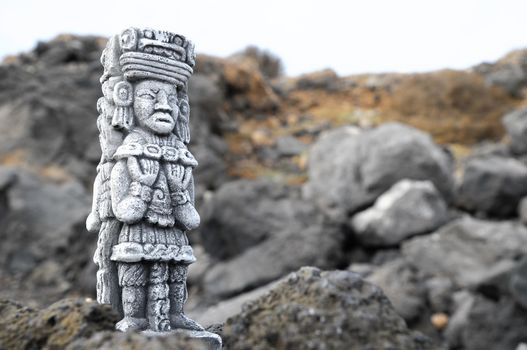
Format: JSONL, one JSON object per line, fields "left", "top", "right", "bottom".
{"left": 1, "top": 0, "right": 527, "bottom": 76}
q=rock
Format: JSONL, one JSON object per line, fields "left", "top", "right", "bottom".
{"left": 509, "top": 256, "right": 527, "bottom": 309}
{"left": 457, "top": 156, "right": 527, "bottom": 217}
{"left": 229, "top": 46, "right": 283, "bottom": 80}
{"left": 0, "top": 167, "right": 93, "bottom": 306}
{"left": 0, "top": 298, "right": 219, "bottom": 350}
{"left": 473, "top": 49, "right": 527, "bottom": 97}
{"left": 293, "top": 69, "right": 341, "bottom": 91}
{"left": 351, "top": 180, "right": 449, "bottom": 246}
{"left": 189, "top": 280, "right": 279, "bottom": 326}
{"left": 222, "top": 267, "right": 440, "bottom": 350}
{"left": 459, "top": 295, "right": 527, "bottom": 350}
{"left": 275, "top": 136, "right": 306, "bottom": 157}
{"left": 444, "top": 291, "right": 475, "bottom": 348}
{"left": 304, "top": 123, "right": 455, "bottom": 219}
{"left": 519, "top": 197, "right": 527, "bottom": 225}
{"left": 426, "top": 277, "right": 455, "bottom": 312}
{"left": 503, "top": 108, "right": 527, "bottom": 154}
{"left": 0, "top": 298, "right": 118, "bottom": 349}
{"left": 200, "top": 179, "right": 315, "bottom": 260}
{"left": 66, "top": 331, "right": 211, "bottom": 350}
{"left": 203, "top": 219, "right": 344, "bottom": 298}
{"left": 190, "top": 142, "right": 228, "bottom": 190}
{"left": 365, "top": 258, "right": 426, "bottom": 321}
{"left": 402, "top": 216, "right": 527, "bottom": 288}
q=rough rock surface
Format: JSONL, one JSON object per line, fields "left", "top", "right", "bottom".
{"left": 459, "top": 295, "right": 527, "bottom": 350}
{"left": 200, "top": 179, "right": 316, "bottom": 260}
{"left": 0, "top": 166, "right": 93, "bottom": 306}
{"left": 0, "top": 298, "right": 117, "bottom": 350}
{"left": 66, "top": 331, "right": 212, "bottom": 350}
{"left": 304, "top": 123, "right": 454, "bottom": 219}
{"left": 402, "top": 216, "right": 527, "bottom": 288}
{"left": 503, "top": 108, "right": 527, "bottom": 154}
{"left": 222, "top": 267, "right": 440, "bottom": 350}
{"left": 203, "top": 215, "right": 344, "bottom": 298}
{"left": 351, "top": 180, "right": 449, "bottom": 246}
{"left": 509, "top": 257, "right": 527, "bottom": 309}
{"left": 365, "top": 258, "right": 426, "bottom": 321}
{"left": 457, "top": 156, "right": 527, "bottom": 217}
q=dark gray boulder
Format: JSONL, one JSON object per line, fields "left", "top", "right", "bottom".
{"left": 503, "top": 108, "right": 527, "bottom": 154}
{"left": 457, "top": 156, "right": 527, "bottom": 217}
{"left": 402, "top": 216, "right": 527, "bottom": 289}
{"left": 304, "top": 123, "right": 455, "bottom": 219}
{"left": 0, "top": 298, "right": 117, "bottom": 350}
{"left": 351, "top": 180, "right": 449, "bottom": 246}
{"left": 365, "top": 258, "right": 426, "bottom": 321}
{"left": 202, "top": 220, "right": 344, "bottom": 298}
{"left": 200, "top": 179, "right": 316, "bottom": 260}
{"left": 459, "top": 295, "right": 527, "bottom": 350}
{"left": 222, "top": 267, "right": 441, "bottom": 350}
{"left": 509, "top": 257, "right": 527, "bottom": 309}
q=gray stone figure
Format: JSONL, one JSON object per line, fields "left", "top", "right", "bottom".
{"left": 86, "top": 27, "right": 221, "bottom": 347}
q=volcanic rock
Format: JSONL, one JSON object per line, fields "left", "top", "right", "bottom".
{"left": 222, "top": 267, "right": 441, "bottom": 350}
{"left": 351, "top": 179, "right": 449, "bottom": 246}
{"left": 304, "top": 123, "right": 455, "bottom": 219}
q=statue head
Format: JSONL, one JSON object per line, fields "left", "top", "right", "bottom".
{"left": 133, "top": 79, "right": 179, "bottom": 135}
{"left": 100, "top": 28, "right": 196, "bottom": 141}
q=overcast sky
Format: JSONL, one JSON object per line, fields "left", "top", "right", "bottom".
{"left": 1, "top": 0, "right": 526, "bottom": 76}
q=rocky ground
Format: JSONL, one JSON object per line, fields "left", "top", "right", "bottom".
{"left": 2, "top": 35, "right": 527, "bottom": 349}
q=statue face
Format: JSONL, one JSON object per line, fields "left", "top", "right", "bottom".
{"left": 133, "top": 80, "right": 178, "bottom": 135}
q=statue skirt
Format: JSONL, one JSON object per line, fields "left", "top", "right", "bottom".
{"left": 110, "top": 221, "right": 195, "bottom": 264}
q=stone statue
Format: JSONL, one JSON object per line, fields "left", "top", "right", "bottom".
{"left": 86, "top": 28, "right": 221, "bottom": 346}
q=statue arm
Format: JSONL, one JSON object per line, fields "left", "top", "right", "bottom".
{"left": 86, "top": 170, "right": 102, "bottom": 232}
{"left": 111, "top": 158, "right": 149, "bottom": 224}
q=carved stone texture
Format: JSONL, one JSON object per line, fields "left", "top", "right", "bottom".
{"left": 86, "top": 27, "right": 221, "bottom": 347}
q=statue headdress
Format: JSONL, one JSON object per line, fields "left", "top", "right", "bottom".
{"left": 99, "top": 27, "right": 196, "bottom": 137}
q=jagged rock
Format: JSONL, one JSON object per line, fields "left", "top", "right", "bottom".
{"left": 457, "top": 156, "right": 527, "bottom": 217}
{"left": 203, "top": 219, "right": 344, "bottom": 298}
{"left": 1, "top": 167, "right": 90, "bottom": 274}
{"left": 189, "top": 280, "right": 279, "bottom": 326}
{"left": 275, "top": 136, "right": 306, "bottom": 157}
{"left": 351, "top": 180, "right": 449, "bottom": 246}
{"left": 304, "top": 123, "right": 455, "bottom": 219}
{"left": 509, "top": 257, "right": 527, "bottom": 309}
{"left": 222, "top": 267, "right": 441, "bottom": 350}
{"left": 365, "top": 258, "right": 426, "bottom": 321}
{"left": 474, "top": 49, "right": 527, "bottom": 97}
{"left": 503, "top": 108, "right": 527, "bottom": 154}
{"left": 402, "top": 216, "right": 527, "bottom": 288}
{"left": 0, "top": 298, "right": 118, "bottom": 350}
{"left": 200, "top": 179, "right": 316, "bottom": 260}
{"left": 66, "top": 331, "right": 212, "bottom": 350}
{"left": 229, "top": 46, "right": 283, "bottom": 80}
{"left": 0, "top": 167, "right": 93, "bottom": 306}
{"left": 459, "top": 295, "right": 527, "bottom": 350}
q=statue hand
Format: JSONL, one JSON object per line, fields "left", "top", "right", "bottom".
{"left": 86, "top": 212, "right": 101, "bottom": 232}
{"left": 165, "top": 163, "right": 186, "bottom": 192}
{"left": 127, "top": 157, "right": 159, "bottom": 187}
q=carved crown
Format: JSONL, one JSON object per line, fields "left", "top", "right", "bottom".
{"left": 100, "top": 27, "right": 196, "bottom": 88}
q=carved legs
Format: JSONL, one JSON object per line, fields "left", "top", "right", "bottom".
{"left": 116, "top": 261, "right": 202, "bottom": 332}
{"left": 116, "top": 263, "right": 148, "bottom": 332}
{"left": 147, "top": 262, "right": 171, "bottom": 331}
{"left": 168, "top": 263, "right": 204, "bottom": 331}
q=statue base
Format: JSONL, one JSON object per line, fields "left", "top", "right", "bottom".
{"left": 142, "top": 329, "right": 222, "bottom": 349}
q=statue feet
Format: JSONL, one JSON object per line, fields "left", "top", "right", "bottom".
{"left": 170, "top": 313, "right": 204, "bottom": 331}
{"left": 116, "top": 317, "right": 148, "bottom": 332}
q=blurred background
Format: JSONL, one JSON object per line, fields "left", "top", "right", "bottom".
{"left": 2, "top": 1, "right": 527, "bottom": 349}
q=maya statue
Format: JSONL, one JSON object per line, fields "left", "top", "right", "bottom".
{"left": 86, "top": 29, "right": 217, "bottom": 344}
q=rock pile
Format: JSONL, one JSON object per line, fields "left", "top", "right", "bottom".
{"left": 2, "top": 34, "right": 527, "bottom": 349}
